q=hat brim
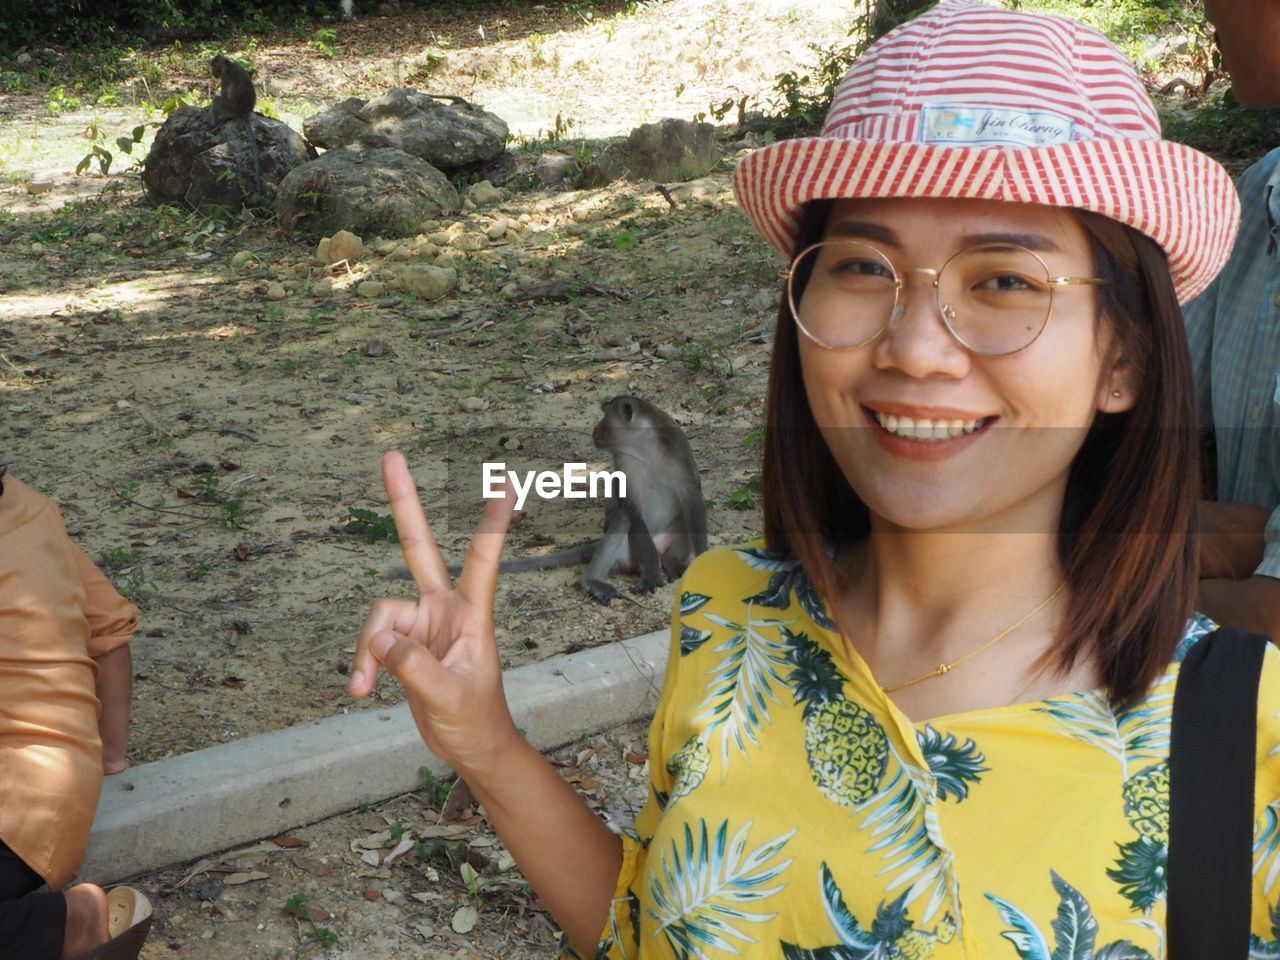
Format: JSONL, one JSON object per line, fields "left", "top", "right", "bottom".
{"left": 732, "top": 136, "right": 1240, "bottom": 304}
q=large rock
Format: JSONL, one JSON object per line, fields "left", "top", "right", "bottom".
{"left": 142, "top": 106, "right": 315, "bottom": 210}
{"left": 303, "top": 90, "right": 508, "bottom": 170}
{"left": 582, "top": 118, "right": 721, "bottom": 187}
{"left": 275, "top": 147, "right": 461, "bottom": 239}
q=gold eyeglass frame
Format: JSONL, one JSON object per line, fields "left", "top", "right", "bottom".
{"left": 781, "top": 240, "right": 1109, "bottom": 358}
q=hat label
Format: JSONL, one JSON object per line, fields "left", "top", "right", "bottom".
{"left": 920, "top": 104, "right": 1074, "bottom": 147}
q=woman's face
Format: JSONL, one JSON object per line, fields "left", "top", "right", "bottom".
{"left": 798, "top": 197, "right": 1133, "bottom": 535}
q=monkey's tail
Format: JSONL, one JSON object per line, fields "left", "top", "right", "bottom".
{"left": 389, "top": 542, "right": 596, "bottom": 581}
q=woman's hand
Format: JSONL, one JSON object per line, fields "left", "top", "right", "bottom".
{"left": 349, "top": 451, "right": 520, "bottom": 779}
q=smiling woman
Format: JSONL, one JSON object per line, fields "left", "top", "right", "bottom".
{"left": 345, "top": 1, "right": 1280, "bottom": 958}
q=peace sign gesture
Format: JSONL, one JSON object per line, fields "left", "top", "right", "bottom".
{"left": 348, "top": 451, "right": 521, "bottom": 778}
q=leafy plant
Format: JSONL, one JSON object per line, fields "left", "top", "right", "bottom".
{"left": 344, "top": 508, "right": 399, "bottom": 544}
{"left": 283, "top": 892, "right": 309, "bottom": 919}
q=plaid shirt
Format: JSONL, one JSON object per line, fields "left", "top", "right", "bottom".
{"left": 1184, "top": 146, "right": 1280, "bottom": 579}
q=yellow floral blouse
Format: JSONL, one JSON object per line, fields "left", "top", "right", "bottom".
{"left": 578, "top": 545, "right": 1280, "bottom": 960}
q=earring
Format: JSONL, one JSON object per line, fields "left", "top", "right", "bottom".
{"left": 1111, "top": 389, "right": 1122, "bottom": 398}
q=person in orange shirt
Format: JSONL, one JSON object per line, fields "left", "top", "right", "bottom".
{"left": 0, "top": 465, "right": 152, "bottom": 960}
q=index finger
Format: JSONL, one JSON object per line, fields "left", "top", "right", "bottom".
{"left": 383, "top": 451, "right": 450, "bottom": 593}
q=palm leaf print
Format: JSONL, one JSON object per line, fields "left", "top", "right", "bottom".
{"left": 916, "top": 725, "right": 987, "bottom": 802}
{"left": 818, "top": 862, "right": 879, "bottom": 951}
{"left": 858, "top": 749, "right": 958, "bottom": 923}
{"left": 987, "top": 873, "right": 1155, "bottom": 960}
{"left": 647, "top": 819, "right": 795, "bottom": 958}
{"left": 1035, "top": 691, "right": 1171, "bottom": 777}
{"left": 680, "top": 592, "right": 714, "bottom": 655}
{"left": 1257, "top": 800, "right": 1280, "bottom": 897}
{"left": 1049, "top": 871, "right": 1098, "bottom": 960}
{"left": 694, "top": 609, "right": 793, "bottom": 768}
{"left": 736, "top": 546, "right": 837, "bottom": 630}
{"left": 986, "top": 892, "right": 1051, "bottom": 960}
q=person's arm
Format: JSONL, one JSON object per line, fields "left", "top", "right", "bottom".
{"left": 1198, "top": 501, "right": 1280, "bottom": 638}
{"left": 350, "top": 453, "right": 620, "bottom": 953}
{"left": 94, "top": 644, "right": 132, "bottom": 774}
{"left": 1198, "top": 500, "right": 1270, "bottom": 580}
{"left": 1198, "top": 574, "right": 1280, "bottom": 640}
{"left": 68, "top": 533, "right": 139, "bottom": 775}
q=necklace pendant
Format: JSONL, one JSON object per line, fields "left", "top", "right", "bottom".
{"left": 936, "top": 663, "right": 950, "bottom": 676}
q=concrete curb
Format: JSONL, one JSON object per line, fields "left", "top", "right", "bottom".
{"left": 84, "top": 630, "right": 669, "bottom": 884}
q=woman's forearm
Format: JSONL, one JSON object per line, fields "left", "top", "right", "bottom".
{"left": 465, "top": 736, "right": 623, "bottom": 954}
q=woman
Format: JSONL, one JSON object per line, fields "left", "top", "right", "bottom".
{"left": 349, "top": 2, "right": 1280, "bottom": 956}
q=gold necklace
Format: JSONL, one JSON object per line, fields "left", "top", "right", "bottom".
{"left": 878, "top": 582, "right": 1066, "bottom": 694}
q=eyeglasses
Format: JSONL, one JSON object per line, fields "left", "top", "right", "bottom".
{"left": 782, "top": 240, "right": 1108, "bottom": 357}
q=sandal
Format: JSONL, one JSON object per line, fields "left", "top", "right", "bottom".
{"left": 70, "top": 886, "right": 152, "bottom": 960}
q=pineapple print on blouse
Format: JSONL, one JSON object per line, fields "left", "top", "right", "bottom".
{"left": 570, "top": 548, "right": 1280, "bottom": 960}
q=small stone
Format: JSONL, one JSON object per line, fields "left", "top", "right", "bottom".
{"left": 502, "top": 437, "right": 520, "bottom": 451}
{"left": 387, "top": 245, "right": 412, "bottom": 261}
{"left": 462, "top": 197, "right": 476, "bottom": 211}
{"left": 402, "top": 265, "right": 457, "bottom": 301}
{"left": 459, "top": 396, "right": 489, "bottom": 412}
{"left": 29, "top": 242, "right": 44, "bottom": 255}
{"left": 429, "top": 230, "right": 451, "bottom": 247}
{"left": 231, "top": 251, "right": 254, "bottom": 267}
{"left": 570, "top": 205, "right": 590, "bottom": 223}
{"left": 85, "top": 232, "right": 108, "bottom": 246}
{"left": 314, "top": 237, "right": 332, "bottom": 264}
{"left": 454, "top": 233, "right": 487, "bottom": 252}
{"left": 326, "top": 230, "right": 363, "bottom": 265}
{"left": 357, "top": 280, "right": 386, "bottom": 298}
{"left": 364, "top": 339, "right": 390, "bottom": 357}
{"left": 467, "top": 180, "right": 503, "bottom": 205}
{"left": 312, "top": 277, "right": 334, "bottom": 296}
{"left": 565, "top": 223, "right": 589, "bottom": 237}
{"left": 656, "top": 343, "right": 680, "bottom": 360}
{"left": 266, "top": 281, "right": 287, "bottom": 301}
{"left": 371, "top": 238, "right": 397, "bottom": 254}
{"left": 498, "top": 282, "right": 518, "bottom": 299}
{"left": 534, "top": 152, "right": 574, "bottom": 185}
{"left": 485, "top": 221, "right": 507, "bottom": 241}
{"left": 26, "top": 178, "right": 54, "bottom": 195}
{"left": 433, "top": 253, "right": 457, "bottom": 271}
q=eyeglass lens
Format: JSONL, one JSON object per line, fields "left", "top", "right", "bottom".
{"left": 787, "top": 240, "right": 1055, "bottom": 356}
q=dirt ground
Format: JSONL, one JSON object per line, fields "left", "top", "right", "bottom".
{"left": 130, "top": 718, "right": 651, "bottom": 959}
{"left": 0, "top": 0, "right": 856, "bottom": 764}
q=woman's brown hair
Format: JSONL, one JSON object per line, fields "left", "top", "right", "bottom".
{"left": 761, "top": 201, "right": 1198, "bottom": 704}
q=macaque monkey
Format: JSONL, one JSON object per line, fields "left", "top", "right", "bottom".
{"left": 209, "top": 54, "right": 262, "bottom": 194}
{"left": 393, "top": 396, "right": 707, "bottom": 603}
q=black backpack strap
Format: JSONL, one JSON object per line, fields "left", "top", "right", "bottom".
{"left": 1168, "top": 625, "right": 1270, "bottom": 959}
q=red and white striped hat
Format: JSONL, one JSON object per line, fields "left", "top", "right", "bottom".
{"left": 733, "top": 0, "right": 1239, "bottom": 303}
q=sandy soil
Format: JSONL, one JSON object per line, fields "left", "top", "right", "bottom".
{"left": 0, "top": 0, "right": 853, "bottom": 763}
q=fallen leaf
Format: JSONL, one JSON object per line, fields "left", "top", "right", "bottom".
{"left": 222, "top": 871, "right": 269, "bottom": 885}
{"left": 441, "top": 778, "right": 473, "bottom": 821}
{"left": 451, "top": 905, "right": 479, "bottom": 934}
{"left": 579, "top": 777, "right": 602, "bottom": 791}
{"left": 363, "top": 889, "right": 381, "bottom": 901}
{"left": 359, "top": 850, "right": 380, "bottom": 867}
{"left": 272, "top": 836, "right": 311, "bottom": 848}
{"left": 292, "top": 855, "right": 333, "bottom": 877}
{"left": 383, "top": 835, "right": 416, "bottom": 866}
{"left": 415, "top": 824, "right": 472, "bottom": 840}
{"left": 352, "top": 830, "right": 392, "bottom": 851}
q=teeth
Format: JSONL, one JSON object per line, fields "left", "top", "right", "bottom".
{"left": 874, "top": 411, "right": 984, "bottom": 441}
